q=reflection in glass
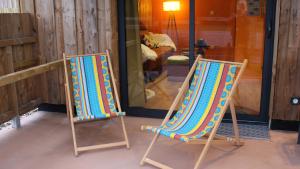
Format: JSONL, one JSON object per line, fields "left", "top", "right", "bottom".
{"left": 195, "top": 0, "right": 266, "bottom": 115}
{"left": 126, "top": 0, "right": 190, "bottom": 110}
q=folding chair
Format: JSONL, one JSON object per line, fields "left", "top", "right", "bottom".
{"left": 140, "top": 56, "right": 247, "bottom": 169}
{"left": 63, "top": 50, "right": 130, "bottom": 156}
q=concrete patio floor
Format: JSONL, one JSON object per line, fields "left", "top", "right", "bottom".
{"left": 0, "top": 111, "right": 299, "bottom": 169}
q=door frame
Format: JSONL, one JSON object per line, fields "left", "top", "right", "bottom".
{"left": 117, "top": 0, "right": 277, "bottom": 124}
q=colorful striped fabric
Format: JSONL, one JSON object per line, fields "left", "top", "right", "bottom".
{"left": 145, "top": 60, "right": 237, "bottom": 142}
{"left": 70, "top": 55, "right": 125, "bottom": 121}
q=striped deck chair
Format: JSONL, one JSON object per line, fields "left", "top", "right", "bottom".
{"left": 140, "top": 56, "right": 247, "bottom": 169}
{"left": 63, "top": 50, "right": 129, "bottom": 156}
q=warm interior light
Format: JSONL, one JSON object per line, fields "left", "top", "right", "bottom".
{"left": 163, "top": 1, "right": 180, "bottom": 12}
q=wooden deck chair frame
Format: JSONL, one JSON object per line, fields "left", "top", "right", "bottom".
{"left": 140, "top": 56, "right": 248, "bottom": 169}
{"left": 63, "top": 50, "right": 130, "bottom": 156}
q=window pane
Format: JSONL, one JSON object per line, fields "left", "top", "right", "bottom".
{"left": 126, "top": 0, "right": 190, "bottom": 110}
{"left": 195, "top": 0, "right": 266, "bottom": 115}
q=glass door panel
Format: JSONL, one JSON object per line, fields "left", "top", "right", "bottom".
{"left": 125, "top": 0, "right": 190, "bottom": 111}
{"left": 195, "top": 0, "right": 266, "bottom": 115}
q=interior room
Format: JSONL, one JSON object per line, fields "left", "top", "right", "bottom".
{"left": 137, "top": 0, "right": 190, "bottom": 110}
{"left": 131, "top": 0, "right": 264, "bottom": 116}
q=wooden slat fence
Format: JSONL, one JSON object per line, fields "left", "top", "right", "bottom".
{"left": 0, "top": 13, "right": 42, "bottom": 123}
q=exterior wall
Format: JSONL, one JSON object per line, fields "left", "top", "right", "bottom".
{"left": 1, "top": 0, "right": 299, "bottom": 122}
{"left": 271, "top": 0, "right": 300, "bottom": 121}
{"left": 0, "top": 0, "right": 119, "bottom": 124}
{"left": 22, "top": 0, "right": 119, "bottom": 105}
{"left": 0, "top": 14, "right": 41, "bottom": 123}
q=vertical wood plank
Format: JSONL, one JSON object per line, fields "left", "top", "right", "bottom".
{"left": 62, "top": 0, "right": 77, "bottom": 55}
{"left": 269, "top": 0, "right": 281, "bottom": 120}
{"left": 0, "top": 46, "right": 13, "bottom": 122}
{"left": 20, "top": 0, "right": 35, "bottom": 14}
{"left": 273, "top": 0, "right": 300, "bottom": 120}
{"left": 54, "top": 0, "right": 66, "bottom": 104}
{"left": 5, "top": 46, "right": 20, "bottom": 128}
{"left": 294, "top": 0, "right": 300, "bottom": 119}
{"left": 97, "top": 0, "right": 107, "bottom": 52}
{"left": 110, "top": 0, "right": 120, "bottom": 89}
{"left": 16, "top": 14, "right": 41, "bottom": 111}
{"left": 20, "top": 0, "right": 48, "bottom": 105}
{"left": 19, "top": 0, "right": 36, "bottom": 29}
{"left": 76, "top": 0, "right": 98, "bottom": 54}
{"left": 97, "top": 0, "right": 120, "bottom": 90}
{"left": 35, "top": 0, "right": 61, "bottom": 104}
{"left": 83, "top": 0, "right": 98, "bottom": 53}
{"left": 75, "top": 0, "right": 84, "bottom": 54}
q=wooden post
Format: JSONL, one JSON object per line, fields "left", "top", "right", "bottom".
{"left": 12, "top": 115, "right": 21, "bottom": 129}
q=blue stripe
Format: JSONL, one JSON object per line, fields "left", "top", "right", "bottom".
{"left": 166, "top": 62, "right": 209, "bottom": 131}
{"left": 170, "top": 62, "right": 210, "bottom": 131}
{"left": 175, "top": 62, "right": 221, "bottom": 134}
{"left": 83, "top": 56, "right": 104, "bottom": 118}
{"left": 79, "top": 57, "right": 92, "bottom": 118}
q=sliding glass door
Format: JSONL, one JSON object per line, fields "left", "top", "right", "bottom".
{"left": 121, "top": 0, "right": 191, "bottom": 117}
{"left": 118, "top": 0, "right": 276, "bottom": 122}
{"left": 195, "top": 0, "right": 264, "bottom": 117}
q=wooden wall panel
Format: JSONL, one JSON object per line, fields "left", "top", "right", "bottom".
{"left": 272, "top": 0, "right": 300, "bottom": 121}
{"left": 98, "top": 0, "right": 120, "bottom": 88}
{"left": 61, "top": 0, "right": 77, "bottom": 55}
{"left": 35, "top": 0, "right": 61, "bottom": 104}
{"left": 14, "top": 14, "right": 41, "bottom": 112}
{"left": 0, "top": 13, "right": 41, "bottom": 123}
{"left": 76, "top": 0, "right": 99, "bottom": 54}
{"left": 34, "top": 0, "right": 119, "bottom": 104}
{"left": 0, "top": 0, "right": 120, "bottom": 124}
{"left": 0, "top": 15, "right": 16, "bottom": 123}
{"left": 110, "top": 0, "right": 120, "bottom": 89}
{"left": 54, "top": 0, "right": 66, "bottom": 104}
{"left": 6, "top": 0, "right": 298, "bottom": 122}
{"left": 0, "top": 47, "right": 13, "bottom": 123}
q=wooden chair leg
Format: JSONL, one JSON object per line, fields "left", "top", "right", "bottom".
{"left": 70, "top": 120, "right": 78, "bottom": 156}
{"left": 120, "top": 116, "right": 130, "bottom": 148}
{"left": 64, "top": 84, "right": 70, "bottom": 119}
{"left": 140, "top": 133, "right": 160, "bottom": 165}
{"left": 193, "top": 134, "right": 214, "bottom": 169}
{"left": 230, "top": 101, "right": 241, "bottom": 145}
